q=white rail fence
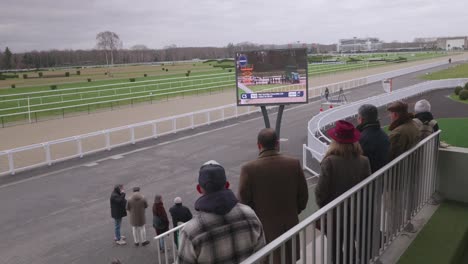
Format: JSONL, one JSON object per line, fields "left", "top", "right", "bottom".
{"left": 304, "top": 78, "right": 468, "bottom": 171}
{"left": 0, "top": 74, "right": 234, "bottom": 106}
{"left": 0, "top": 72, "right": 234, "bottom": 99}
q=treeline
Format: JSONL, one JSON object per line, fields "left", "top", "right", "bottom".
{"left": 0, "top": 46, "right": 238, "bottom": 70}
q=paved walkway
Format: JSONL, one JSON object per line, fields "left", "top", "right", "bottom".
{"left": 1, "top": 54, "right": 466, "bottom": 151}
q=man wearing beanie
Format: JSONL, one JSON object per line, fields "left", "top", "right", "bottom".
{"left": 169, "top": 197, "right": 192, "bottom": 248}
{"left": 413, "top": 99, "right": 439, "bottom": 139}
{"left": 177, "top": 160, "right": 265, "bottom": 264}
{"left": 387, "top": 101, "right": 420, "bottom": 160}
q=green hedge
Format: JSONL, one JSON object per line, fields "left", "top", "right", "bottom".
{"left": 460, "top": 90, "right": 468, "bottom": 100}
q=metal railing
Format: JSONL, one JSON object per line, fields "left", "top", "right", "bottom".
{"left": 0, "top": 103, "right": 259, "bottom": 176}
{"left": 305, "top": 78, "right": 468, "bottom": 166}
{"left": 0, "top": 72, "right": 234, "bottom": 99}
{"left": 242, "top": 131, "right": 440, "bottom": 264}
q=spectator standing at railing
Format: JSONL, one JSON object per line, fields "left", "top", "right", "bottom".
{"left": 110, "top": 184, "right": 127, "bottom": 246}
{"left": 152, "top": 195, "right": 170, "bottom": 251}
{"left": 357, "top": 104, "right": 390, "bottom": 173}
{"left": 315, "top": 120, "right": 371, "bottom": 264}
{"left": 239, "top": 128, "right": 308, "bottom": 263}
{"left": 413, "top": 99, "right": 439, "bottom": 140}
{"left": 126, "top": 187, "right": 150, "bottom": 247}
{"left": 169, "top": 197, "right": 192, "bottom": 248}
{"left": 177, "top": 160, "right": 265, "bottom": 264}
{"left": 387, "top": 101, "right": 420, "bottom": 160}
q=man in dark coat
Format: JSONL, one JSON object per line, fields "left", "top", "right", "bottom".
{"left": 110, "top": 184, "right": 127, "bottom": 245}
{"left": 357, "top": 104, "right": 390, "bottom": 173}
{"left": 169, "top": 197, "right": 193, "bottom": 248}
{"left": 239, "top": 128, "right": 308, "bottom": 263}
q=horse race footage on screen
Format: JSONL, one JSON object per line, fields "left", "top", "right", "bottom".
{"left": 236, "top": 49, "right": 309, "bottom": 106}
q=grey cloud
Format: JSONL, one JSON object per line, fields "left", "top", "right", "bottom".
{"left": 0, "top": 0, "right": 466, "bottom": 52}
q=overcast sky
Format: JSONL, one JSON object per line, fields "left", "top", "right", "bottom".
{"left": 0, "top": 0, "right": 466, "bottom": 52}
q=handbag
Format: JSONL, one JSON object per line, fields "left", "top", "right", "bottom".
{"left": 153, "top": 215, "right": 167, "bottom": 229}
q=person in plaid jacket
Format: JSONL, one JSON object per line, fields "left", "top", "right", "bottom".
{"left": 177, "top": 160, "right": 265, "bottom": 264}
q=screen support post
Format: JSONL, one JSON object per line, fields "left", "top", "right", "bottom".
{"left": 260, "top": 105, "right": 285, "bottom": 138}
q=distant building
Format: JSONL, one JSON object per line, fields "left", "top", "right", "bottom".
{"left": 436, "top": 37, "right": 468, "bottom": 50}
{"left": 381, "top": 41, "right": 437, "bottom": 51}
{"left": 337, "top": 38, "right": 383, "bottom": 52}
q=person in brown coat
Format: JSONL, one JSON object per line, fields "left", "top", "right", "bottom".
{"left": 387, "top": 101, "right": 420, "bottom": 160}
{"left": 152, "top": 195, "right": 169, "bottom": 251}
{"left": 387, "top": 101, "right": 420, "bottom": 233}
{"left": 126, "top": 187, "right": 150, "bottom": 246}
{"left": 315, "top": 120, "right": 371, "bottom": 264}
{"left": 239, "top": 128, "right": 308, "bottom": 263}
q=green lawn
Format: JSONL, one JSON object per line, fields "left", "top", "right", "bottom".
{"left": 438, "top": 118, "right": 468, "bottom": 148}
{"left": 423, "top": 63, "right": 468, "bottom": 80}
{"left": 449, "top": 93, "right": 468, "bottom": 104}
{"left": 397, "top": 202, "right": 468, "bottom": 264}
{"left": 309, "top": 51, "right": 451, "bottom": 76}
{"left": 0, "top": 52, "right": 452, "bottom": 125}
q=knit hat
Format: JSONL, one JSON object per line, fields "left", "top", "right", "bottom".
{"left": 414, "top": 100, "right": 431, "bottom": 114}
{"left": 174, "top": 197, "right": 182, "bottom": 204}
{"left": 198, "top": 160, "right": 226, "bottom": 193}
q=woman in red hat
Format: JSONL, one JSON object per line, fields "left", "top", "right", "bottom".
{"left": 315, "top": 120, "right": 371, "bottom": 263}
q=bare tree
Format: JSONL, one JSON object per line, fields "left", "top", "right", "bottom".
{"left": 96, "top": 31, "right": 122, "bottom": 65}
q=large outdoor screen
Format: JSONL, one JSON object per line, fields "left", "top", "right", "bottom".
{"left": 236, "top": 49, "right": 308, "bottom": 106}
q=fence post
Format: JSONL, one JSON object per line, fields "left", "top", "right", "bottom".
{"left": 131, "top": 127, "right": 136, "bottom": 144}
{"left": 105, "top": 131, "right": 111, "bottom": 150}
{"left": 222, "top": 108, "right": 225, "bottom": 121}
{"left": 44, "top": 143, "right": 52, "bottom": 166}
{"left": 173, "top": 119, "right": 177, "bottom": 133}
{"left": 152, "top": 123, "right": 158, "bottom": 139}
{"left": 8, "top": 151, "right": 15, "bottom": 175}
{"left": 206, "top": 112, "right": 211, "bottom": 125}
{"left": 191, "top": 114, "right": 194, "bottom": 129}
{"left": 76, "top": 137, "right": 83, "bottom": 158}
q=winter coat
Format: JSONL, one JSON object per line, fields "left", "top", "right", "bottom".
{"left": 357, "top": 121, "right": 390, "bottom": 173}
{"left": 414, "top": 112, "right": 439, "bottom": 132}
{"left": 388, "top": 117, "right": 420, "bottom": 160}
{"left": 239, "top": 149, "right": 308, "bottom": 263}
{"left": 152, "top": 202, "right": 169, "bottom": 234}
{"left": 239, "top": 150, "right": 308, "bottom": 242}
{"left": 110, "top": 186, "right": 127, "bottom": 219}
{"left": 178, "top": 189, "right": 265, "bottom": 264}
{"left": 126, "top": 192, "right": 148, "bottom": 227}
{"left": 316, "top": 154, "right": 371, "bottom": 208}
{"left": 169, "top": 204, "right": 193, "bottom": 228}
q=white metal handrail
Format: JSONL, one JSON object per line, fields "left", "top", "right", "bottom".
{"left": 305, "top": 78, "right": 468, "bottom": 164}
{"left": 242, "top": 131, "right": 441, "bottom": 263}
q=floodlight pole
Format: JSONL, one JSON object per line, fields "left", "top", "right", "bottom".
{"left": 260, "top": 105, "right": 285, "bottom": 138}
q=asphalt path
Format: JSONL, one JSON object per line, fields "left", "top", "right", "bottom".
{"left": 0, "top": 62, "right": 466, "bottom": 264}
